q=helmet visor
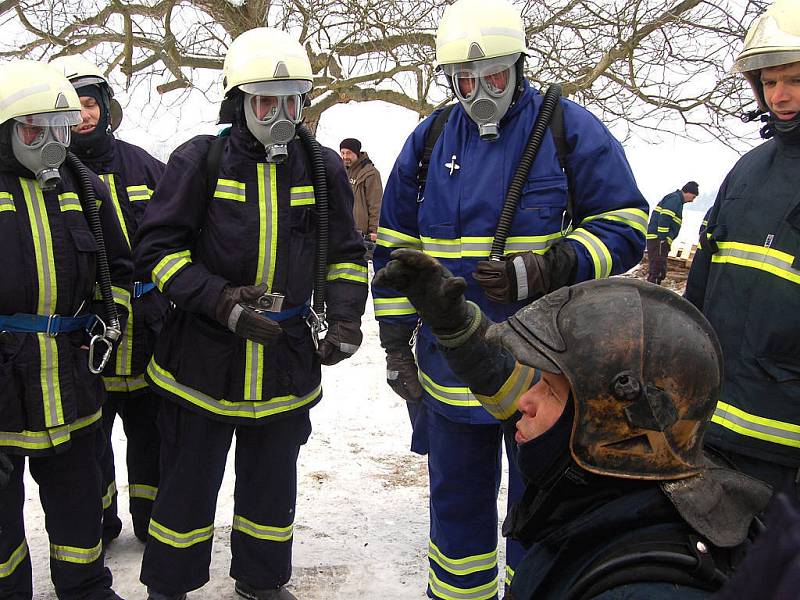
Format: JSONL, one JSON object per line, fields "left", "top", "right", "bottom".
{"left": 13, "top": 112, "right": 78, "bottom": 147}
{"left": 240, "top": 79, "right": 312, "bottom": 96}
{"left": 732, "top": 50, "right": 800, "bottom": 74}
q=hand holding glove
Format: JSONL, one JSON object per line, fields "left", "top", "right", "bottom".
{"left": 473, "top": 242, "right": 577, "bottom": 303}
{"left": 0, "top": 451, "right": 13, "bottom": 489}
{"left": 214, "top": 284, "right": 283, "bottom": 344}
{"left": 318, "top": 320, "right": 363, "bottom": 366}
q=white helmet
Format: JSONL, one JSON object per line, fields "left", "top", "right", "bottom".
{"left": 49, "top": 54, "right": 113, "bottom": 96}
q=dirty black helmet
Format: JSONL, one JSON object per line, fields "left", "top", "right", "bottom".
{"left": 486, "top": 278, "right": 722, "bottom": 481}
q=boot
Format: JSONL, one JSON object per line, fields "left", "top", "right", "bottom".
{"left": 235, "top": 581, "right": 297, "bottom": 600}
{"left": 146, "top": 588, "right": 187, "bottom": 600}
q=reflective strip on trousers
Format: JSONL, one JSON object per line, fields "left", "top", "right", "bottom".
{"left": 129, "top": 484, "right": 158, "bottom": 501}
{"left": 428, "top": 568, "right": 499, "bottom": 600}
{"left": 232, "top": 515, "right": 293, "bottom": 542}
{"left": 102, "top": 480, "right": 117, "bottom": 510}
{"left": 712, "top": 400, "right": 800, "bottom": 448}
{"left": 20, "top": 178, "right": 63, "bottom": 427}
{"left": 327, "top": 262, "right": 368, "bottom": 284}
{"left": 148, "top": 518, "right": 214, "bottom": 549}
{"left": 429, "top": 540, "right": 498, "bottom": 576}
{"left": 50, "top": 540, "right": 102, "bottom": 564}
{"left": 0, "top": 408, "right": 102, "bottom": 451}
{"left": 290, "top": 185, "right": 314, "bottom": 206}
{"left": 0, "top": 539, "right": 28, "bottom": 578}
{"left": 100, "top": 173, "right": 131, "bottom": 247}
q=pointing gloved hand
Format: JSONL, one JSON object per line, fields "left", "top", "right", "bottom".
{"left": 472, "top": 242, "right": 577, "bottom": 303}
{"left": 214, "top": 284, "right": 283, "bottom": 344}
{"left": 318, "top": 320, "right": 363, "bottom": 366}
{"left": 0, "top": 451, "right": 13, "bottom": 489}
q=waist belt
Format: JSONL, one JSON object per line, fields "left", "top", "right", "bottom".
{"left": 0, "top": 313, "right": 98, "bottom": 336}
{"left": 133, "top": 282, "right": 157, "bottom": 298}
{"left": 258, "top": 303, "right": 310, "bottom": 322}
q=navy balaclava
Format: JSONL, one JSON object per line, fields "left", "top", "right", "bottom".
{"left": 71, "top": 84, "right": 112, "bottom": 157}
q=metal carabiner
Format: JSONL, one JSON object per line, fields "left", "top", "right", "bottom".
{"left": 305, "top": 307, "right": 328, "bottom": 350}
{"left": 88, "top": 334, "right": 114, "bottom": 374}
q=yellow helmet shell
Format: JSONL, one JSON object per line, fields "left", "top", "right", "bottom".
{"left": 49, "top": 54, "right": 111, "bottom": 93}
{"left": 0, "top": 60, "right": 81, "bottom": 125}
{"left": 222, "top": 28, "right": 313, "bottom": 96}
{"left": 732, "top": 0, "right": 800, "bottom": 74}
{"left": 435, "top": 0, "right": 529, "bottom": 67}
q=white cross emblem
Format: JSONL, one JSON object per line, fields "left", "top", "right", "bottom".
{"left": 445, "top": 155, "right": 460, "bottom": 176}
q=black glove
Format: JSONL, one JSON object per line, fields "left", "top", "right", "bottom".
{"left": 372, "top": 248, "right": 471, "bottom": 336}
{"left": 0, "top": 451, "right": 13, "bottom": 489}
{"left": 473, "top": 242, "right": 577, "bottom": 303}
{"left": 386, "top": 348, "right": 423, "bottom": 403}
{"left": 214, "top": 284, "right": 283, "bottom": 344}
{"left": 318, "top": 320, "right": 363, "bottom": 366}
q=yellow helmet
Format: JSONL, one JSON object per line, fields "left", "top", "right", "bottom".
{"left": 49, "top": 54, "right": 112, "bottom": 95}
{"left": 222, "top": 28, "right": 313, "bottom": 97}
{"left": 435, "top": 0, "right": 529, "bottom": 67}
{"left": 0, "top": 60, "right": 81, "bottom": 125}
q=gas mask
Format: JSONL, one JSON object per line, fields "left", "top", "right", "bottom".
{"left": 443, "top": 53, "right": 520, "bottom": 141}
{"left": 11, "top": 111, "right": 80, "bottom": 190}
{"left": 240, "top": 80, "right": 311, "bottom": 163}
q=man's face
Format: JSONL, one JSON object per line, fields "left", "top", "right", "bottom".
{"left": 761, "top": 61, "right": 800, "bottom": 121}
{"left": 515, "top": 371, "right": 571, "bottom": 444}
{"left": 74, "top": 96, "right": 101, "bottom": 135}
{"left": 340, "top": 148, "right": 358, "bottom": 167}
{"left": 683, "top": 192, "right": 697, "bottom": 203}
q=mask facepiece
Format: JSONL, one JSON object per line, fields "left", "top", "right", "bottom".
{"left": 11, "top": 111, "right": 79, "bottom": 189}
{"left": 443, "top": 53, "right": 520, "bottom": 141}
{"left": 240, "top": 80, "right": 311, "bottom": 163}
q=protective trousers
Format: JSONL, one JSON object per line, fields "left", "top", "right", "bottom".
{"left": 0, "top": 429, "right": 116, "bottom": 600}
{"left": 99, "top": 387, "right": 161, "bottom": 543}
{"left": 140, "top": 401, "right": 312, "bottom": 597}
{"left": 646, "top": 239, "right": 669, "bottom": 285}
{"left": 412, "top": 404, "right": 526, "bottom": 600}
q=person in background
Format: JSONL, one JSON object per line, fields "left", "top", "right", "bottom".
{"left": 339, "top": 137, "right": 382, "bottom": 261}
{"left": 645, "top": 181, "right": 698, "bottom": 285}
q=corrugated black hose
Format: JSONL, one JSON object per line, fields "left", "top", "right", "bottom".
{"left": 490, "top": 84, "right": 562, "bottom": 260}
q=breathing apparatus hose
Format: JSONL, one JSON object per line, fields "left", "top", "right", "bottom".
{"left": 295, "top": 124, "right": 328, "bottom": 322}
{"left": 490, "top": 84, "right": 563, "bottom": 261}
{"left": 65, "top": 152, "right": 121, "bottom": 371}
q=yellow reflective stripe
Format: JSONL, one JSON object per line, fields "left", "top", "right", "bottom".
{"left": 654, "top": 206, "right": 675, "bottom": 218}
{"left": 125, "top": 185, "right": 153, "bottom": 201}
{"left": 255, "top": 163, "right": 278, "bottom": 289}
{"left": 373, "top": 297, "right": 417, "bottom": 317}
{"left": 421, "top": 234, "right": 562, "bottom": 259}
{"left": 474, "top": 363, "right": 538, "bottom": 421}
{"left": 568, "top": 228, "right": 613, "bottom": 279}
{"left": 110, "top": 286, "right": 133, "bottom": 376}
{"left": 428, "top": 567, "right": 499, "bottom": 600}
{"left": 153, "top": 250, "right": 192, "bottom": 291}
{"left": 57, "top": 191, "right": 82, "bottom": 212}
{"left": 646, "top": 233, "right": 658, "bottom": 239}
{"left": 712, "top": 400, "right": 800, "bottom": 448}
{"left": 103, "top": 374, "right": 149, "bottom": 393}
{"left": 102, "top": 480, "right": 117, "bottom": 510}
{"left": 0, "top": 191, "right": 14, "bottom": 212}
{"left": 148, "top": 518, "right": 213, "bottom": 549}
{"left": 148, "top": 358, "right": 321, "bottom": 419}
{"left": 0, "top": 539, "right": 28, "bottom": 578}
{"left": 505, "top": 565, "right": 514, "bottom": 586}
{"left": 244, "top": 340, "right": 264, "bottom": 402}
{"left": 21, "top": 178, "right": 63, "bottom": 427}
{"left": 129, "top": 484, "right": 158, "bottom": 501}
{"left": 0, "top": 408, "right": 101, "bottom": 451}
{"left": 100, "top": 174, "right": 130, "bottom": 247}
{"left": 232, "top": 515, "right": 293, "bottom": 542}
{"left": 50, "top": 540, "right": 102, "bottom": 564}
{"left": 376, "top": 227, "right": 424, "bottom": 250}
{"left": 327, "top": 262, "right": 368, "bottom": 284}
{"left": 290, "top": 185, "right": 315, "bottom": 206}
{"left": 429, "top": 540, "right": 497, "bottom": 576}
{"left": 583, "top": 207, "right": 649, "bottom": 236}
{"left": 657, "top": 226, "right": 670, "bottom": 233}
{"left": 419, "top": 370, "right": 481, "bottom": 408}
{"left": 214, "top": 179, "right": 246, "bottom": 202}
{"left": 711, "top": 241, "right": 800, "bottom": 285}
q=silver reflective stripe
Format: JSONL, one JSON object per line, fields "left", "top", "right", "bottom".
{"left": 214, "top": 180, "right": 246, "bottom": 201}
{"left": 712, "top": 401, "right": 800, "bottom": 446}
{"left": 512, "top": 255, "right": 528, "bottom": 300}
{"left": 0, "top": 192, "right": 13, "bottom": 212}
{"left": 228, "top": 303, "right": 243, "bottom": 332}
{"left": 100, "top": 174, "right": 130, "bottom": 247}
{"left": 289, "top": 185, "right": 315, "bottom": 206}
{"left": 125, "top": 185, "right": 152, "bottom": 201}
{"left": 373, "top": 298, "right": 417, "bottom": 317}
{"left": 428, "top": 568, "right": 499, "bottom": 600}
{"left": 568, "top": 228, "right": 612, "bottom": 279}
{"left": 429, "top": 541, "right": 498, "bottom": 575}
{"left": 0, "top": 83, "right": 49, "bottom": 111}
{"left": 326, "top": 263, "right": 368, "bottom": 283}
{"left": 50, "top": 540, "right": 102, "bottom": 564}
{"left": 58, "top": 192, "right": 82, "bottom": 212}
{"left": 715, "top": 244, "right": 799, "bottom": 277}
{"left": 376, "top": 228, "right": 423, "bottom": 250}
{"left": 152, "top": 251, "right": 192, "bottom": 291}
{"left": 0, "top": 408, "right": 102, "bottom": 451}
{"left": 419, "top": 370, "right": 481, "bottom": 408}
{"left": 148, "top": 518, "right": 214, "bottom": 549}
{"left": 0, "top": 539, "right": 28, "bottom": 578}
{"left": 232, "top": 515, "right": 293, "bottom": 542}
{"left": 102, "top": 480, "right": 117, "bottom": 510}
{"left": 129, "top": 484, "right": 158, "bottom": 501}
{"left": 339, "top": 342, "right": 359, "bottom": 354}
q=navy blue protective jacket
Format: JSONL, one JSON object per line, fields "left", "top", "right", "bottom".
{"left": 372, "top": 81, "right": 648, "bottom": 424}
{"left": 686, "top": 137, "right": 800, "bottom": 468}
{"left": 646, "top": 189, "right": 685, "bottom": 245}
{"left": 0, "top": 167, "right": 132, "bottom": 456}
{"left": 133, "top": 125, "right": 368, "bottom": 425}
{"left": 74, "top": 136, "right": 168, "bottom": 393}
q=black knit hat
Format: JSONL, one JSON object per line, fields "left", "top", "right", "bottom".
{"left": 340, "top": 137, "right": 362, "bottom": 154}
{"left": 682, "top": 181, "right": 699, "bottom": 195}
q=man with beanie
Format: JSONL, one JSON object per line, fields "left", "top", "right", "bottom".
{"left": 645, "top": 180, "right": 698, "bottom": 284}
{"left": 340, "top": 137, "right": 383, "bottom": 260}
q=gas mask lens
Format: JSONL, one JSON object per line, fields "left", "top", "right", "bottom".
{"left": 13, "top": 111, "right": 79, "bottom": 147}
{"left": 249, "top": 94, "right": 302, "bottom": 123}
{"left": 444, "top": 54, "right": 519, "bottom": 100}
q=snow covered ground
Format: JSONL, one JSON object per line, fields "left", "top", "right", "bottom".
{"left": 23, "top": 290, "right": 511, "bottom": 599}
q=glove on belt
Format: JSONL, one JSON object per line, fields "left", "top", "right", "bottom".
{"left": 0, "top": 451, "right": 13, "bottom": 489}
{"left": 215, "top": 284, "right": 283, "bottom": 345}
{"left": 386, "top": 347, "right": 423, "bottom": 404}
{"left": 318, "top": 320, "right": 363, "bottom": 366}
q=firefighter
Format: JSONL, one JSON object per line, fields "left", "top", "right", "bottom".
{"left": 51, "top": 53, "right": 169, "bottom": 545}
{"left": 685, "top": 0, "right": 800, "bottom": 499}
{"left": 374, "top": 249, "right": 771, "bottom": 599}
{"left": 371, "top": 0, "right": 649, "bottom": 596}
{"left": 133, "top": 28, "right": 368, "bottom": 600}
{"left": 0, "top": 59, "right": 131, "bottom": 600}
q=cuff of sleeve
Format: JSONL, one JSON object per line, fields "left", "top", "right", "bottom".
{"left": 436, "top": 302, "right": 483, "bottom": 348}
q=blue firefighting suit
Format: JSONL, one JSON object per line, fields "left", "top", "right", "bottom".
{"left": 646, "top": 189, "right": 685, "bottom": 284}
{"left": 372, "top": 80, "right": 648, "bottom": 599}
{"left": 133, "top": 124, "right": 368, "bottom": 595}
{"left": 0, "top": 166, "right": 132, "bottom": 599}
{"left": 73, "top": 134, "right": 168, "bottom": 543}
